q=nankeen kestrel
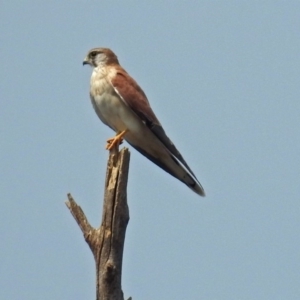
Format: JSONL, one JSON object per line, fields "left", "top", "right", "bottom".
{"left": 83, "top": 48, "right": 205, "bottom": 196}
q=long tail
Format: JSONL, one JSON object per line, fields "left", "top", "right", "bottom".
{"left": 129, "top": 143, "right": 205, "bottom": 197}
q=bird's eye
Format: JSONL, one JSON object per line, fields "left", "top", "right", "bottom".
{"left": 90, "top": 51, "right": 97, "bottom": 58}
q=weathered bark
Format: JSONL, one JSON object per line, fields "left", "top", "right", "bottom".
{"left": 66, "top": 147, "right": 131, "bottom": 300}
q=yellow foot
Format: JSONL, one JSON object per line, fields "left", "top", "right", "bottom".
{"left": 106, "top": 130, "right": 128, "bottom": 150}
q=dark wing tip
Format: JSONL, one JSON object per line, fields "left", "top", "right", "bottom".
{"left": 185, "top": 172, "right": 206, "bottom": 197}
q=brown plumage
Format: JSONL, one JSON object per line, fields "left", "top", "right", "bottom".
{"left": 83, "top": 47, "right": 205, "bottom": 196}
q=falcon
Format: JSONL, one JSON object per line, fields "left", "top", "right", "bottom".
{"left": 83, "top": 48, "right": 205, "bottom": 196}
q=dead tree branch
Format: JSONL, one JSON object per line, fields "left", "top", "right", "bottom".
{"left": 66, "top": 147, "right": 131, "bottom": 300}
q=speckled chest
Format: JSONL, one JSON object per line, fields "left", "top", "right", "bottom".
{"left": 89, "top": 67, "right": 139, "bottom": 133}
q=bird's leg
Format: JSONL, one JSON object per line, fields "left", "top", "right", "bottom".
{"left": 106, "top": 129, "right": 128, "bottom": 150}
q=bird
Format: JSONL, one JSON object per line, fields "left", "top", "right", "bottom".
{"left": 83, "top": 47, "right": 205, "bottom": 196}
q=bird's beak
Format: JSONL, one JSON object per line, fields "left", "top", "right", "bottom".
{"left": 83, "top": 57, "right": 89, "bottom": 66}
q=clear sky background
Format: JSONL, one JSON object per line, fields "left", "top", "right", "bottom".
{"left": 1, "top": 2, "right": 300, "bottom": 299}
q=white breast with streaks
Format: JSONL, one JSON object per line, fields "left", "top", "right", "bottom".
{"left": 89, "top": 66, "right": 143, "bottom": 135}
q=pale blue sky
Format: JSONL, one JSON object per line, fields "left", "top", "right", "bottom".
{"left": 1, "top": 2, "right": 300, "bottom": 299}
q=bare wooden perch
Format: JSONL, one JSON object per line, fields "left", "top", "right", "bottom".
{"left": 66, "top": 147, "right": 131, "bottom": 300}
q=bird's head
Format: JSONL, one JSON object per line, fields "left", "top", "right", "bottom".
{"left": 83, "top": 48, "right": 119, "bottom": 68}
